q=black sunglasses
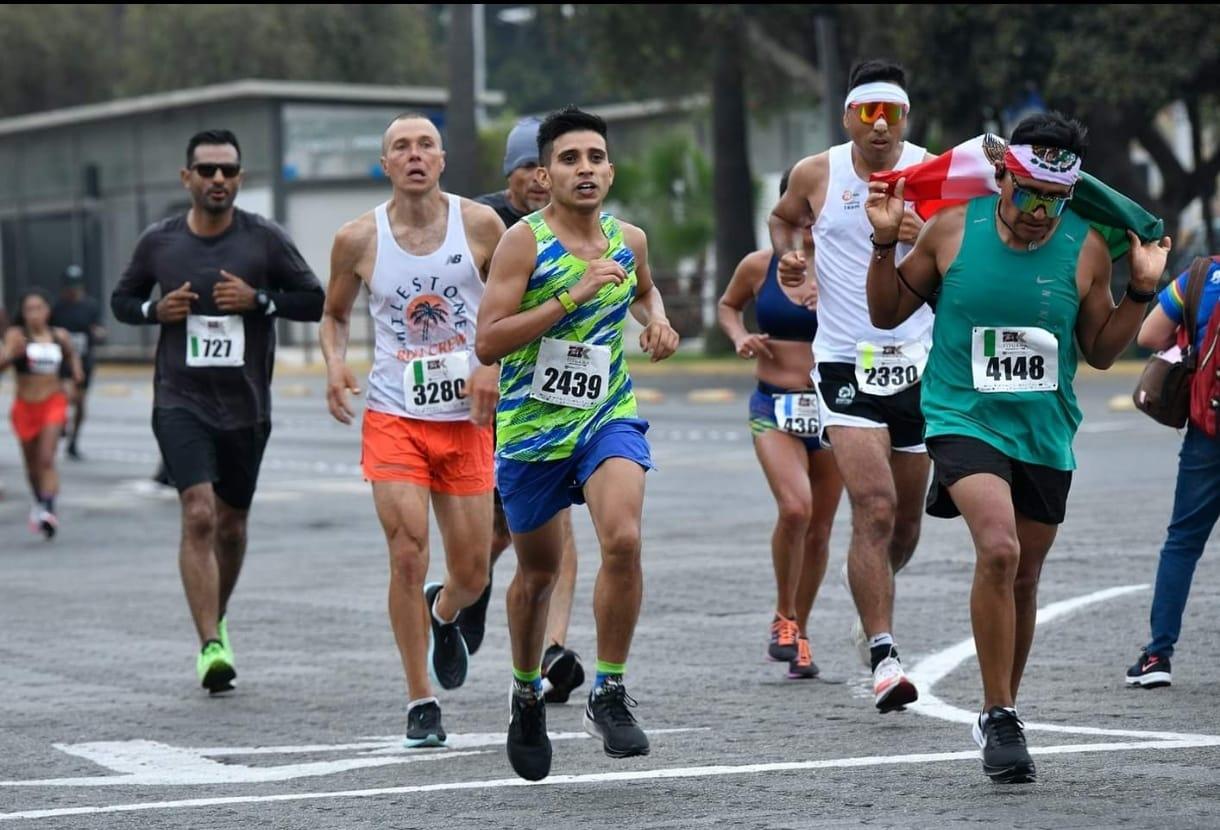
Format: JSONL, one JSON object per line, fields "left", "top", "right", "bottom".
{"left": 191, "top": 163, "right": 242, "bottom": 179}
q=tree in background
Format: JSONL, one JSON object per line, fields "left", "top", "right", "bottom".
{"left": 0, "top": 5, "right": 444, "bottom": 118}
{"left": 611, "top": 134, "right": 715, "bottom": 338}
{"left": 570, "top": 4, "right": 821, "bottom": 353}
{"left": 835, "top": 4, "right": 1220, "bottom": 264}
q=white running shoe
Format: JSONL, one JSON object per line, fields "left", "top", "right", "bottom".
{"left": 37, "top": 509, "right": 58, "bottom": 539}
{"left": 872, "top": 653, "right": 918, "bottom": 712}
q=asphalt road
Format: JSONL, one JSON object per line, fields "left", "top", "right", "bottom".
{"left": 1, "top": 366, "right": 1217, "bottom": 828}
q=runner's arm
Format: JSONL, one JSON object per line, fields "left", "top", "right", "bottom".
{"left": 866, "top": 195, "right": 946, "bottom": 328}
{"left": 1076, "top": 230, "right": 1171, "bottom": 369}
{"left": 475, "top": 223, "right": 566, "bottom": 364}
{"left": 767, "top": 156, "right": 819, "bottom": 256}
{"left": 626, "top": 226, "right": 666, "bottom": 326}
{"left": 463, "top": 200, "right": 507, "bottom": 284}
{"left": 717, "top": 250, "right": 768, "bottom": 345}
{"left": 55, "top": 327, "right": 85, "bottom": 384}
{"left": 319, "top": 221, "right": 366, "bottom": 370}
{"left": 320, "top": 220, "right": 368, "bottom": 424}
{"left": 0, "top": 326, "right": 22, "bottom": 370}
{"left": 625, "top": 225, "right": 679, "bottom": 361}
{"left": 1136, "top": 304, "right": 1178, "bottom": 352}
{"left": 265, "top": 224, "right": 325, "bottom": 322}
{"left": 110, "top": 231, "right": 160, "bottom": 325}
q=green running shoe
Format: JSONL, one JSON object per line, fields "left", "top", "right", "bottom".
{"left": 217, "top": 617, "right": 235, "bottom": 665}
{"left": 197, "top": 639, "right": 236, "bottom": 694}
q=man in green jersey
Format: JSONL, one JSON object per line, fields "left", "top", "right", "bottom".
{"left": 864, "top": 112, "right": 1170, "bottom": 784}
{"left": 476, "top": 106, "right": 679, "bottom": 781}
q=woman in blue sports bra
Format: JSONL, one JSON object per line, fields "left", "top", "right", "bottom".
{"left": 717, "top": 173, "right": 843, "bottom": 681}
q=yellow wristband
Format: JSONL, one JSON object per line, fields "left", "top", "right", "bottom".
{"left": 556, "top": 290, "right": 578, "bottom": 314}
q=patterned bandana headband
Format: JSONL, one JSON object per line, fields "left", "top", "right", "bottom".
{"left": 1003, "top": 144, "right": 1082, "bottom": 187}
{"left": 843, "top": 82, "right": 910, "bottom": 110}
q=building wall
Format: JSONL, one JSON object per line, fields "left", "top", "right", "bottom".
{"left": 0, "top": 101, "right": 276, "bottom": 351}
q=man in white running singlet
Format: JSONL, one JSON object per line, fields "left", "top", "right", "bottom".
{"left": 319, "top": 113, "right": 506, "bottom": 749}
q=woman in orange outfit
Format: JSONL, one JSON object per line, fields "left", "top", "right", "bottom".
{"left": 1, "top": 289, "right": 83, "bottom": 538}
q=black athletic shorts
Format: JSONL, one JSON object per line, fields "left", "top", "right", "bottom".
{"left": 152, "top": 407, "right": 271, "bottom": 510}
{"left": 814, "top": 361, "right": 926, "bottom": 451}
{"left": 925, "top": 434, "right": 1072, "bottom": 525}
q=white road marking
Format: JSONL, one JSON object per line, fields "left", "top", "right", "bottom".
{"left": 4, "top": 587, "right": 1216, "bottom": 821}
{"left": 0, "top": 730, "right": 702, "bottom": 788}
{"left": 905, "top": 584, "right": 1216, "bottom": 741}
{"left": 4, "top": 737, "right": 1220, "bottom": 821}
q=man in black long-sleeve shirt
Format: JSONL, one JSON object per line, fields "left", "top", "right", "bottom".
{"left": 112, "top": 129, "right": 324, "bottom": 694}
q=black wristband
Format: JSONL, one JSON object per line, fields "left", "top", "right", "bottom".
{"left": 870, "top": 233, "right": 899, "bottom": 250}
{"left": 1125, "top": 283, "right": 1156, "bottom": 304}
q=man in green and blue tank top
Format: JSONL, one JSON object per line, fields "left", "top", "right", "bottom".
{"left": 476, "top": 106, "right": 679, "bottom": 781}
{"left": 865, "top": 112, "right": 1171, "bottom": 785}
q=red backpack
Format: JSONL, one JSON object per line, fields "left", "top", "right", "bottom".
{"left": 1190, "top": 256, "right": 1220, "bottom": 436}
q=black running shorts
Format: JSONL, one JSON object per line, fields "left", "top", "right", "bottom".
{"left": 925, "top": 434, "right": 1072, "bottom": 525}
{"left": 152, "top": 407, "right": 271, "bottom": 510}
{"left": 814, "top": 361, "right": 926, "bottom": 451}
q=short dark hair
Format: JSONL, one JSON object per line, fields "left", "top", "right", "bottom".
{"left": 186, "top": 129, "right": 241, "bottom": 167}
{"left": 779, "top": 166, "right": 793, "bottom": 198}
{"left": 1010, "top": 112, "right": 1089, "bottom": 160}
{"left": 847, "top": 60, "right": 907, "bottom": 91}
{"left": 13, "top": 288, "right": 53, "bottom": 328}
{"left": 538, "top": 106, "right": 608, "bottom": 166}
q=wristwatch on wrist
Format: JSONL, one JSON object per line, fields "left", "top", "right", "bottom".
{"left": 556, "top": 289, "right": 578, "bottom": 314}
{"left": 255, "top": 290, "right": 270, "bottom": 312}
{"left": 1125, "top": 283, "right": 1156, "bottom": 304}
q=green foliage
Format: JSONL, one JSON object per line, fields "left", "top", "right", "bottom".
{"left": 0, "top": 4, "right": 444, "bottom": 118}
{"left": 611, "top": 134, "right": 714, "bottom": 274}
{"left": 0, "top": 5, "right": 118, "bottom": 117}
{"left": 835, "top": 4, "right": 1220, "bottom": 144}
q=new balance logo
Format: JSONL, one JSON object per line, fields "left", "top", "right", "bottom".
{"left": 447, "top": 254, "right": 463, "bottom": 265}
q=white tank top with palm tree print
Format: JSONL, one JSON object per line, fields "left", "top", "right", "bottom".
{"left": 366, "top": 195, "right": 483, "bottom": 421}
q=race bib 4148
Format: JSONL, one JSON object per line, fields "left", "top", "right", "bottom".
{"left": 971, "top": 327, "right": 1058, "bottom": 393}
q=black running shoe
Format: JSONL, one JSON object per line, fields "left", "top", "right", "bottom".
{"left": 583, "top": 678, "right": 650, "bottom": 758}
{"left": 974, "top": 706, "right": 1036, "bottom": 784}
{"left": 457, "top": 575, "right": 493, "bottom": 656}
{"left": 541, "top": 644, "right": 586, "bottom": 704}
{"left": 1125, "top": 650, "right": 1172, "bottom": 689}
{"left": 507, "top": 682, "right": 551, "bottom": 780}
{"left": 425, "top": 582, "right": 469, "bottom": 690}
{"left": 404, "top": 699, "right": 446, "bottom": 748}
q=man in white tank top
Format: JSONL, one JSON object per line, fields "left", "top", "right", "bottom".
{"left": 768, "top": 60, "right": 932, "bottom": 714}
{"left": 319, "top": 113, "right": 506, "bottom": 748}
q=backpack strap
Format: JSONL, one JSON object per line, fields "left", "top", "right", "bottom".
{"left": 1183, "top": 256, "right": 1212, "bottom": 346}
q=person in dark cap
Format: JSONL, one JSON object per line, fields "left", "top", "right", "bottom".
{"left": 476, "top": 117, "right": 551, "bottom": 227}
{"left": 51, "top": 264, "right": 106, "bottom": 459}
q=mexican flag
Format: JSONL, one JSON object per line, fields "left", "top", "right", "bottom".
{"left": 870, "top": 134, "right": 1164, "bottom": 260}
